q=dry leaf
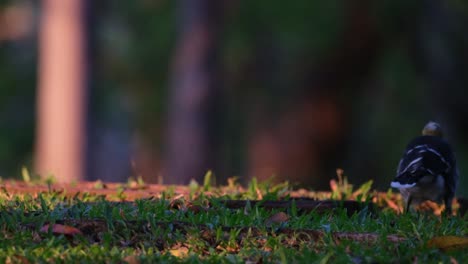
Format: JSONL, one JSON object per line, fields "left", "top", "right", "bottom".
{"left": 169, "top": 198, "right": 186, "bottom": 211}
{"left": 187, "top": 204, "right": 205, "bottom": 213}
{"left": 266, "top": 212, "right": 289, "bottom": 225}
{"left": 417, "top": 201, "right": 443, "bottom": 215}
{"left": 427, "top": 236, "right": 468, "bottom": 252}
{"left": 256, "top": 188, "right": 263, "bottom": 200}
{"left": 384, "top": 197, "right": 402, "bottom": 214}
{"left": 169, "top": 247, "right": 189, "bottom": 257}
{"left": 123, "top": 255, "right": 140, "bottom": 264}
{"left": 226, "top": 245, "right": 239, "bottom": 253}
{"left": 40, "top": 224, "right": 82, "bottom": 236}
{"left": 9, "top": 255, "right": 30, "bottom": 264}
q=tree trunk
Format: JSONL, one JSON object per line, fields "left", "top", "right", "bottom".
{"left": 35, "top": 0, "right": 88, "bottom": 182}
{"left": 164, "top": 0, "right": 223, "bottom": 184}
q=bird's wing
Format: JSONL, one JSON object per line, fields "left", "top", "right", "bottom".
{"left": 392, "top": 143, "right": 451, "bottom": 188}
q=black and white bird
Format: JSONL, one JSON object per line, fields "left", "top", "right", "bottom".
{"left": 390, "top": 121, "right": 458, "bottom": 214}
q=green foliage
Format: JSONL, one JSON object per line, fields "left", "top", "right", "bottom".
{"left": 21, "top": 166, "right": 31, "bottom": 183}
{"left": 331, "top": 169, "right": 374, "bottom": 202}
{"left": 203, "top": 170, "right": 214, "bottom": 192}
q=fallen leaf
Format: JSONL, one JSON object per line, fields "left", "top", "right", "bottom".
{"left": 169, "top": 198, "right": 186, "bottom": 211}
{"left": 40, "top": 224, "right": 82, "bottom": 236}
{"left": 123, "top": 255, "right": 140, "bottom": 264}
{"left": 187, "top": 204, "right": 205, "bottom": 213}
{"left": 169, "top": 247, "right": 189, "bottom": 257}
{"left": 10, "top": 255, "right": 30, "bottom": 264}
{"left": 226, "top": 245, "right": 239, "bottom": 253}
{"left": 384, "top": 197, "right": 402, "bottom": 214}
{"left": 266, "top": 212, "right": 289, "bottom": 225}
{"left": 417, "top": 200, "right": 443, "bottom": 215}
{"left": 256, "top": 188, "right": 263, "bottom": 200}
{"left": 427, "top": 236, "right": 468, "bottom": 252}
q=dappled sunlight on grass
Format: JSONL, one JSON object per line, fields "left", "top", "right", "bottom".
{"left": 0, "top": 175, "right": 466, "bottom": 263}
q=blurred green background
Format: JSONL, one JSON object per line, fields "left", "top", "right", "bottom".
{"left": 0, "top": 0, "right": 467, "bottom": 197}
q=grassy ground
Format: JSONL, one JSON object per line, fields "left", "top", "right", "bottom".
{"left": 0, "top": 175, "right": 467, "bottom": 263}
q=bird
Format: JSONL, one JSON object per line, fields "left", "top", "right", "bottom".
{"left": 390, "top": 121, "right": 458, "bottom": 214}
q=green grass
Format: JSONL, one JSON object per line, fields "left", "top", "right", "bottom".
{"left": 0, "top": 178, "right": 466, "bottom": 263}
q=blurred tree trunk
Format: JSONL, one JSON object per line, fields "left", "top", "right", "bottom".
{"left": 248, "top": 0, "right": 383, "bottom": 188}
{"left": 35, "top": 0, "right": 89, "bottom": 182}
{"left": 415, "top": 0, "right": 468, "bottom": 133}
{"left": 165, "top": 0, "right": 223, "bottom": 184}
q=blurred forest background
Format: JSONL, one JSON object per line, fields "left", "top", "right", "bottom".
{"left": 1, "top": 0, "right": 468, "bottom": 196}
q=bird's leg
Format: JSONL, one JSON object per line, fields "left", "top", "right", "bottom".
{"left": 443, "top": 196, "right": 453, "bottom": 216}
{"left": 405, "top": 195, "right": 413, "bottom": 214}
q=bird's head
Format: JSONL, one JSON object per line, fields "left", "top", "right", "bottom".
{"left": 422, "top": 121, "right": 443, "bottom": 137}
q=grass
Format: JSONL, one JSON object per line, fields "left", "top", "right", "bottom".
{"left": 0, "top": 176, "right": 467, "bottom": 263}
